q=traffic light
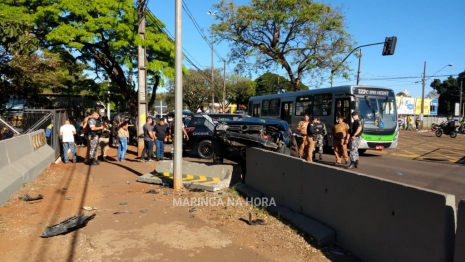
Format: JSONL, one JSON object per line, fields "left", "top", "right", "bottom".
{"left": 382, "top": 36, "right": 397, "bottom": 56}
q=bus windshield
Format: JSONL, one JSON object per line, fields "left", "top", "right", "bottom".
{"left": 356, "top": 96, "right": 397, "bottom": 130}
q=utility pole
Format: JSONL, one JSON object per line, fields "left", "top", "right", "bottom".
{"left": 137, "top": 0, "right": 148, "bottom": 156}
{"left": 356, "top": 49, "right": 362, "bottom": 85}
{"left": 173, "top": 0, "right": 183, "bottom": 189}
{"left": 460, "top": 81, "right": 463, "bottom": 118}
{"left": 421, "top": 61, "right": 426, "bottom": 115}
{"left": 223, "top": 59, "right": 226, "bottom": 113}
{"left": 208, "top": 10, "right": 217, "bottom": 113}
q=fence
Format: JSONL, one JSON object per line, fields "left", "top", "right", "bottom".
{"left": 22, "top": 109, "right": 68, "bottom": 159}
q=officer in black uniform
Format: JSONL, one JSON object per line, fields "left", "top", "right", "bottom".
{"left": 348, "top": 111, "right": 362, "bottom": 169}
{"left": 313, "top": 117, "right": 327, "bottom": 160}
{"left": 305, "top": 116, "right": 318, "bottom": 162}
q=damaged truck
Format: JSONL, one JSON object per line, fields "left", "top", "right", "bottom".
{"left": 211, "top": 117, "right": 298, "bottom": 164}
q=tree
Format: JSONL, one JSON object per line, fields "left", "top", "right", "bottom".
{"left": 166, "top": 69, "right": 213, "bottom": 112}
{"left": 11, "top": 0, "right": 177, "bottom": 113}
{"left": 225, "top": 75, "right": 255, "bottom": 108}
{"left": 396, "top": 91, "right": 409, "bottom": 97}
{"left": 0, "top": 3, "right": 39, "bottom": 112}
{"left": 430, "top": 74, "right": 464, "bottom": 115}
{"left": 255, "top": 72, "right": 308, "bottom": 96}
{"left": 212, "top": 0, "right": 354, "bottom": 91}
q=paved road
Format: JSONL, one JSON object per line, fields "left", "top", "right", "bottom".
{"left": 180, "top": 129, "right": 465, "bottom": 207}
{"left": 355, "top": 130, "right": 465, "bottom": 207}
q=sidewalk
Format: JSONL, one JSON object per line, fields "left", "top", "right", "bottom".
{"left": 0, "top": 144, "right": 358, "bottom": 262}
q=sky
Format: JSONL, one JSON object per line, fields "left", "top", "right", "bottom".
{"left": 148, "top": 0, "right": 465, "bottom": 98}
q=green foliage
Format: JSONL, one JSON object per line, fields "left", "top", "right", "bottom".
{"left": 255, "top": 72, "right": 308, "bottom": 96}
{"left": 212, "top": 0, "right": 354, "bottom": 91}
{"left": 225, "top": 74, "right": 255, "bottom": 108}
{"left": 396, "top": 91, "right": 409, "bottom": 97}
{"left": 12, "top": 0, "right": 177, "bottom": 113}
{"left": 166, "top": 69, "right": 213, "bottom": 112}
{"left": 430, "top": 72, "right": 465, "bottom": 115}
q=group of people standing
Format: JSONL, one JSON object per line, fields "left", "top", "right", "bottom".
{"left": 296, "top": 112, "right": 362, "bottom": 169}
{"left": 59, "top": 111, "right": 130, "bottom": 165}
{"left": 140, "top": 117, "right": 189, "bottom": 162}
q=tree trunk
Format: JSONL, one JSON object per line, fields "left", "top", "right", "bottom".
{"left": 148, "top": 75, "right": 160, "bottom": 111}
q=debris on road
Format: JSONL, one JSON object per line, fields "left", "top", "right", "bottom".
{"left": 396, "top": 172, "right": 404, "bottom": 176}
{"left": 189, "top": 208, "right": 197, "bottom": 213}
{"left": 65, "top": 196, "right": 74, "bottom": 200}
{"left": 139, "top": 209, "right": 148, "bottom": 213}
{"left": 82, "top": 206, "right": 98, "bottom": 211}
{"left": 247, "top": 213, "right": 265, "bottom": 226}
{"left": 113, "top": 211, "right": 128, "bottom": 214}
{"left": 19, "top": 194, "right": 43, "bottom": 202}
{"left": 41, "top": 214, "right": 96, "bottom": 238}
{"left": 146, "top": 189, "right": 159, "bottom": 194}
{"left": 119, "top": 202, "right": 127, "bottom": 205}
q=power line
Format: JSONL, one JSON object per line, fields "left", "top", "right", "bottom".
{"left": 181, "top": 0, "right": 223, "bottom": 60}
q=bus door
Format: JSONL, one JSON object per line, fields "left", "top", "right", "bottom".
{"left": 335, "top": 98, "right": 351, "bottom": 125}
{"left": 280, "top": 102, "right": 293, "bottom": 124}
{"left": 253, "top": 103, "right": 260, "bottom": 117}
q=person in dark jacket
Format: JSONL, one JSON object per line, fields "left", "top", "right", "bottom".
{"left": 305, "top": 116, "right": 318, "bottom": 162}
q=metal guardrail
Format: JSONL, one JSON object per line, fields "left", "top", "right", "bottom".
{"left": 23, "top": 113, "right": 53, "bottom": 134}
{"left": 0, "top": 115, "right": 21, "bottom": 135}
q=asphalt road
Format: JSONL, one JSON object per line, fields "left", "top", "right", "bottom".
{"left": 179, "top": 129, "right": 465, "bottom": 207}
{"left": 353, "top": 130, "right": 465, "bottom": 207}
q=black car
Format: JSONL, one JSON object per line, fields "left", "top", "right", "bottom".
{"left": 211, "top": 117, "right": 297, "bottom": 164}
{"left": 183, "top": 114, "right": 216, "bottom": 158}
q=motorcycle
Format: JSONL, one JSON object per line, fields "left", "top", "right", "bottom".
{"left": 435, "top": 121, "right": 457, "bottom": 138}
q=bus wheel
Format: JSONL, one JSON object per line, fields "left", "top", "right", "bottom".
{"left": 358, "top": 149, "right": 367, "bottom": 155}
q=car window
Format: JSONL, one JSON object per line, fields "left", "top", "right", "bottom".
{"left": 189, "top": 117, "right": 205, "bottom": 126}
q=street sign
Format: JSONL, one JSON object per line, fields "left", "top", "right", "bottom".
{"left": 154, "top": 101, "right": 168, "bottom": 115}
{"left": 455, "top": 102, "right": 460, "bottom": 116}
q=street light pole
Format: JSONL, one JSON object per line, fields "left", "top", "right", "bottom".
{"left": 356, "top": 49, "right": 362, "bottom": 85}
{"left": 208, "top": 10, "right": 217, "bottom": 113}
{"left": 223, "top": 59, "right": 226, "bottom": 113}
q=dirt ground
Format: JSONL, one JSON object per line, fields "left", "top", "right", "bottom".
{"left": 0, "top": 144, "right": 361, "bottom": 262}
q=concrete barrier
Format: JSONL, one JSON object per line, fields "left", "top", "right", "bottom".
{"left": 0, "top": 130, "right": 55, "bottom": 205}
{"left": 455, "top": 200, "right": 465, "bottom": 262}
{"left": 246, "top": 147, "right": 456, "bottom": 262}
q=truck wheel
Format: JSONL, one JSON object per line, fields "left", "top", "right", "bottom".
{"left": 197, "top": 140, "right": 213, "bottom": 159}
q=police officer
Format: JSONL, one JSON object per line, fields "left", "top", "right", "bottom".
{"left": 332, "top": 115, "right": 349, "bottom": 165}
{"left": 348, "top": 111, "right": 362, "bottom": 169}
{"left": 313, "top": 117, "right": 327, "bottom": 160}
{"left": 306, "top": 116, "right": 318, "bottom": 162}
{"left": 296, "top": 114, "right": 310, "bottom": 159}
{"left": 86, "top": 111, "right": 104, "bottom": 166}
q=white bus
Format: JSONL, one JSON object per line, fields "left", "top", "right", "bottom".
{"left": 247, "top": 85, "right": 399, "bottom": 152}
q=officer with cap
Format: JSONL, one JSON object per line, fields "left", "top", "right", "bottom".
{"left": 313, "top": 117, "right": 327, "bottom": 160}
{"left": 348, "top": 111, "right": 362, "bottom": 169}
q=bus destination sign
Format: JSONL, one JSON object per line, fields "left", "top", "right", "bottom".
{"left": 354, "top": 88, "right": 390, "bottom": 96}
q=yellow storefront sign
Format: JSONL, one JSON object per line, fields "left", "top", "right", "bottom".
{"left": 414, "top": 98, "right": 431, "bottom": 115}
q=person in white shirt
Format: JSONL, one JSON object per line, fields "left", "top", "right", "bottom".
{"left": 60, "top": 120, "right": 77, "bottom": 163}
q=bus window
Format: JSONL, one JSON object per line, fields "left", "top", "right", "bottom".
{"left": 262, "top": 100, "right": 269, "bottom": 116}
{"left": 253, "top": 103, "right": 260, "bottom": 117}
{"left": 295, "top": 95, "right": 312, "bottom": 116}
{"left": 313, "top": 94, "right": 332, "bottom": 116}
{"left": 248, "top": 101, "right": 253, "bottom": 115}
{"left": 268, "top": 99, "right": 280, "bottom": 116}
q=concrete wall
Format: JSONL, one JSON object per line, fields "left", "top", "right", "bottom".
{"left": 0, "top": 130, "right": 55, "bottom": 205}
{"left": 246, "top": 147, "right": 456, "bottom": 262}
{"left": 455, "top": 200, "right": 465, "bottom": 262}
